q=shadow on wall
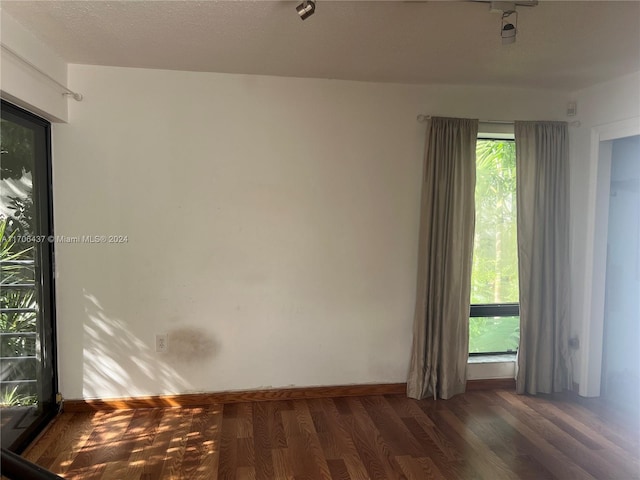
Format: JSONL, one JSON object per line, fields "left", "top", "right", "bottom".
{"left": 82, "top": 290, "right": 218, "bottom": 399}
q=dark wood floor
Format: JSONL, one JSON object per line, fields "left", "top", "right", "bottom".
{"left": 20, "top": 389, "right": 640, "bottom": 480}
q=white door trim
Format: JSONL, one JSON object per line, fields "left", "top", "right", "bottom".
{"left": 580, "top": 116, "right": 640, "bottom": 397}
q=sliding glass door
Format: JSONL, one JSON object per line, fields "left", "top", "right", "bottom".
{"left": 1, "top": 100, "right": 57, "bottom": 451}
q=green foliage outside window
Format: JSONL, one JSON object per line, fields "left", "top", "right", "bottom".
{"left": 469, "top": 140, "right": 520, "bottom": 353}
{"left": 1, "top": 118, "right": 38, "bottom": 406}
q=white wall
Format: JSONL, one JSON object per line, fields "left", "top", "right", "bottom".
{"left": 0, "top": 10, "right": 69, "bottom": 122}
{"left": 53, "top": 64, "right": 568, "bottom": 400}
{"left": 568, "top": 71, "right": 640, "bottom": 392}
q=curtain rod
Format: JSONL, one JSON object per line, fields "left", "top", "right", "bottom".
{"left": 1, "top": 43, "right": 83, "bottom": 101}
{"left": 416, "top": 114, "right": 581, "bottom": 127}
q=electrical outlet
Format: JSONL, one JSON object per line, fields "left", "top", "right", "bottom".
{"left": 156, "top": 333, "right": 168, "bottom": 353}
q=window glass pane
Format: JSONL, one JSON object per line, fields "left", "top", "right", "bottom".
{"left": 471, "top": 140, "right": 519, "bottom": 304}
{"left": 1, "top": 101, "right": 56, "bottom": 451}
{"left": 469, "top": 316, "right": 519, "bottom": 353}
{"left": 1, "top": 118, "right": 38, "bottom": 405}
{"left": 470, "top": 139, "right": 519, "bottom": 355}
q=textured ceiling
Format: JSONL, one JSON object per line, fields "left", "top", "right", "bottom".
{"left": 1, "top": 0, "right": 639, "bottom": 91}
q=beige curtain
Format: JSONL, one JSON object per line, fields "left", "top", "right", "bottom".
{"left": 407, "top": 117, "right": 478, "bottom": 400}
{"left": 515, "top": 121, "right": 571, "bottom": 395}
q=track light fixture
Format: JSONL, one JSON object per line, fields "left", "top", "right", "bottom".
{"left": 488, "top": 1, "right": 532, "bottom": 45}
{"left": 296, "top": 0, "right": 316, "bottom": 20}
{"left": 501, "top": 10, "right": 517, "bottom": 44}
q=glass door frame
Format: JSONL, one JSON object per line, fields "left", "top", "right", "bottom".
{"left": 1, "top": 99, "right": 58, "bottom": 452}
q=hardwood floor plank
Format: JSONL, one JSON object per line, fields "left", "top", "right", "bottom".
{"left": 22, "top": 412, "right": 73, "bottom": 463}
{"left": 496, "top": 390, "right": 637, "bottom": 479}
{"left": 178, "top": 405, "right": 223, "bottom": 480}
{"left": 341, "top": 453, "right": 374, "bottom": 480}
{"left": 253, "top": 402, "right": 276, "bottom": 480}
{"left": 65, "top": 410, "right": 135, "bottom": 480}
{"left": 517, "top": 395, "right": 603, "bottom": 449}
{"left": 217, "top": 415, "right": 239, "bottom": 480}
{"left": 271, "top": 448, "right": 295, "bottom": 479}
{"left": 342, "top": 399, "right": 405, "bottom": 480}
{"left": 395, "top": 454, "right": 446, "bottom": 480}
{"left": 385, "top": 395, "right": 435, "bottom": 427}
{"left": 236, "top": 402, "right": 254, "bottom": 439}
{"left": 412, "top": 401, "right": 465, "bottom": 464}
{"left": 436, "top": 409, "right": 516, "bottom": 480}
{"left": 140, "top": 408, "right": 185, "bottom": 480}
{"left": 281, "top": 410, "right": 318, "bottom": 478}
{"left": 35, "top": 411, "right": 106, "bottom": 474}
{"left": 236, "top": 466, "right": 257, "bottom": 479}
{"left": 327, "top": 458, "right": 351, "bottom": 480}
{"left": 120, "top": 408, "right": 167, "bottom": 480}
{"left": 491, "top": 404, "right": 598, "bottom": 480}
{"left": 313, "top": 411, "right": 343, "bottom": 460}
{"left": 310, "top": 410, "right": 330, "bottom": 434}
{"left": 415, "top": 457, "right": 447, "bottom": 480}
{"left": 292, "top": 400, "right": 333, "bottom": 478}
{"left": 237, "top": 436, "right": 256, "bottom": 468}
{"left": 158, "top": 407, "right": 194, "bottom": 479}
{"left": 268, "top": 401, "right": 289, "bottom": 450}
{"left": 520, "top": 392, "right": 640, "bottom": 465}
{"left": 318, "top": 398, "right": 361, "bottom": 458}
{"left": 21, "top": 390, "right": 640, "bottom": 480}
{"left": 562, "top": 403, "right": 640, "bottom": 462}
{"left": 100, "top": 422, "right": 160, "bottom": 478}
{"left": 280, "top": 403, "right": 332, "bottom": 479}
{"left": 448, "top": 398, "right": 555, "bottom": 480}
{"left": 332, "top": 397, "right": 352, "bottom": 415}
{"left": 359, "top": 396, "right": 424, "bottom": 457}
{"left": 400, "top": 416, "right": 468, "bottom": 479}
{"left": 235, "top": 404, "right": 256, "bottom": 470}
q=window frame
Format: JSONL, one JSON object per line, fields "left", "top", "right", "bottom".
{"left": 1, "top": 99, "right": 58, "bottom": 452}
{"left": 469, "top": 133, "right": 520, "bottom": 357}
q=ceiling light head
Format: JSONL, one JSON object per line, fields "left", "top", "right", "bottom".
{"left": 501, "top": 22, "right": 516, "bottom": 44}
{"left": 501, "top": 11, "right": 517, "bottom": 44}
{"left": 296, "top": 0, "right": 316, "bottom": 20}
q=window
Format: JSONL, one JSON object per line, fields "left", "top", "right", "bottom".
{"left": 1, "top": 100, "right": 57, "bottom": 451}
{"left": 469, "top": 138, "right": 519, "bottom": 354}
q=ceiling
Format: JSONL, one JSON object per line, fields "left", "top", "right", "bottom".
{"left": 1, "top": 0, "right": 639, "bottom": 91}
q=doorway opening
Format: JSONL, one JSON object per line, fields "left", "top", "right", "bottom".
{"left": 1, "top": 100, "right": 58, "bottom": 451}
{"left": 601, "top": 135, "right": 640, "bottom": 416}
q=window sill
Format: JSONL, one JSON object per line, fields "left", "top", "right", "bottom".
{"left": 468, "top": 353, "right": 516, "bottom": 364}
{"left": 467, "top": 354, "right": 516, "bottom": 380}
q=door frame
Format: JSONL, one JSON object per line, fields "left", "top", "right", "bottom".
{"left": 1, "top": 99, "right": 58, "bottom": 451}
{"left": 580, "top": 116, "right": 640, "bottom": 397}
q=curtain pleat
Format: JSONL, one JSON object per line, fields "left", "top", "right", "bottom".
{"left": 514, "top": 121, "right": 571, "bottom": 395}
{"left": 407, "top": 117, "right": 478, "bottom": 400}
